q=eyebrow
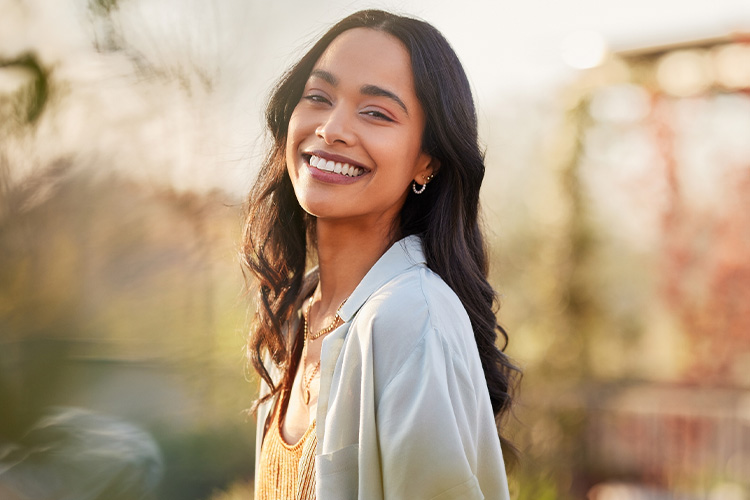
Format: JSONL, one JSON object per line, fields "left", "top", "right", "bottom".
{"left": 309, "top": 69, "right": 409, "bottom": 115}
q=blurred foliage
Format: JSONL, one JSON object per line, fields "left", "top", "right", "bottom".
{"left": 0, "top": 53, "right": 49, "bottom": 127}
{"left": 155, "top": 424, "right": 254, "bottom": 500}
{"left": 0, "top": 166, "right": 255, "bottom": 499}
{"left": 510, "top": 469, "right": 564, "bottom": 500}
{"left": 207, "top": 480, "right": 254, "bottom": 500}
{"left": 90, "top": 0, "right": 121, "bottom": 16}
{"left": 494, "top": 38, "right": 750, "bottom": 498}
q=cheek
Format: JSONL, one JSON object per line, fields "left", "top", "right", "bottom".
{"left": 287, "top": 103, "right": 315, "bottom": 140}
{"left": 372, "top": 130, "right": 419, "bottom": 160}
{"left": 387, "top": 135, "right": 427, "bottom": 179}
{"left": 287, "top": 109, "right": 301, "bottom": 136}
{"left": 285, "top": 114, "right": 302, "bottom": 173}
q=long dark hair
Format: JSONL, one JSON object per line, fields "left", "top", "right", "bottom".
{"left": 242, "top": 9, "right": 520, "bottom": 452}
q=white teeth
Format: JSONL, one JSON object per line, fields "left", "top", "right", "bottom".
{"left": 309, "top": 155, "right": 365, "bottom": 177}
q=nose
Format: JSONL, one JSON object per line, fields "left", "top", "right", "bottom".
{"left": 315, "top": 105, "right": 356, "bottom": 146}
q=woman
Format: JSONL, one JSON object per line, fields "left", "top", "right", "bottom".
{"left": 243, "top": 9, "right": 519, "bottom": 500}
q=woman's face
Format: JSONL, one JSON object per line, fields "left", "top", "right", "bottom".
{"left": 285, "top": 28, "right": 435, "bottom": 230}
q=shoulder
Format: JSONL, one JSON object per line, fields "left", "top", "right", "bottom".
{"left": 358, "top": 264, "right": 470, "bottom": 338}
{"left": 349, "top": 264, "right": 478, "bottom": 393}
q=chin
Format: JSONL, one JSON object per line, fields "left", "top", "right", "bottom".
{"left": 295, "top": 195, "right": 338, "bottom": 219}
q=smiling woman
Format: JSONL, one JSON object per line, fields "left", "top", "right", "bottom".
{"left": 242, "top": 9, "right": 519, "bottom": 500}
{"left": 286, "top": 28, "right": 434, "bottom": 236}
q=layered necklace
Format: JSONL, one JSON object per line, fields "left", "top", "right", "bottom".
{"left": 300, "top": 297, "right": 347, "bottom": 405}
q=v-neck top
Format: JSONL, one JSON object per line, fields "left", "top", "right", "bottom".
{"left": 255, "top": 391, "right": 317, "bottom": 500}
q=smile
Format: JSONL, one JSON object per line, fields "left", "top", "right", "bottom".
{"left": 309, "top": 155, "right": 366, "bottom": 178}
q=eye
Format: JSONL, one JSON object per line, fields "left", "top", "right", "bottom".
{"left": 303, "top": 93, "right": 331, "bottom": 105}
{"left": 362, "top": 109, "right": 394, "bottom": 122}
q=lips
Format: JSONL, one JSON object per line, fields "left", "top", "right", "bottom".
{"left": 307, "top": 154, "right": 367, "bottom": 178}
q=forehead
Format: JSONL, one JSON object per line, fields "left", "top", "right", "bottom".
{"left": 313, "top": 28, "right": 417, "bottom": 98}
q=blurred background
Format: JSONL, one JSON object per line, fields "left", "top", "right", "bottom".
{"left": 2, "top": 0, "right": 750, "bottom": 498}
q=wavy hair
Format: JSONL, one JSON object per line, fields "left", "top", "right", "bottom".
{"left": 242, "top": 9, "right": 520, "bottom": 452}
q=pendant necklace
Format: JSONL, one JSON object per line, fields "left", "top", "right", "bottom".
{"left": 300, "top": 296, "right": 346, "bottom": 405}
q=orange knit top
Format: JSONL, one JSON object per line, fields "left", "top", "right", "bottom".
{"left": 256, "top": 393, "right": 317, "bottom": 500}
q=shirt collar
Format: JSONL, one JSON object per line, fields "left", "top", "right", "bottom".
{"left": 337, "top": 234, "right": 425, "bottom": 322}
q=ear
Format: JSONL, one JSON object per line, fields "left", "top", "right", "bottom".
{"left": 413, "top": 153, "right": 441, "bottom": 186}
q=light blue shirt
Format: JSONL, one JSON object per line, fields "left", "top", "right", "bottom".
{"left": 255, "top": 235, "right": 510, "bottom": 500}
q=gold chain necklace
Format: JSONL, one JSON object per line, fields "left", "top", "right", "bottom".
{"left": 304, "top": 297, "right": 346, "bottom": 341}
{"left": 300, "top": 296, "right": 346, "bottom": 405}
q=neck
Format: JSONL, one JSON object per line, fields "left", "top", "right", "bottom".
{"left": 313, "top": 217, "right": 397, "bottom": 315}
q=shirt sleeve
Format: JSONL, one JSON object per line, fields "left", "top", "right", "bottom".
{"left": 375, "top": 329, "right": 488, "bottom": 500}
